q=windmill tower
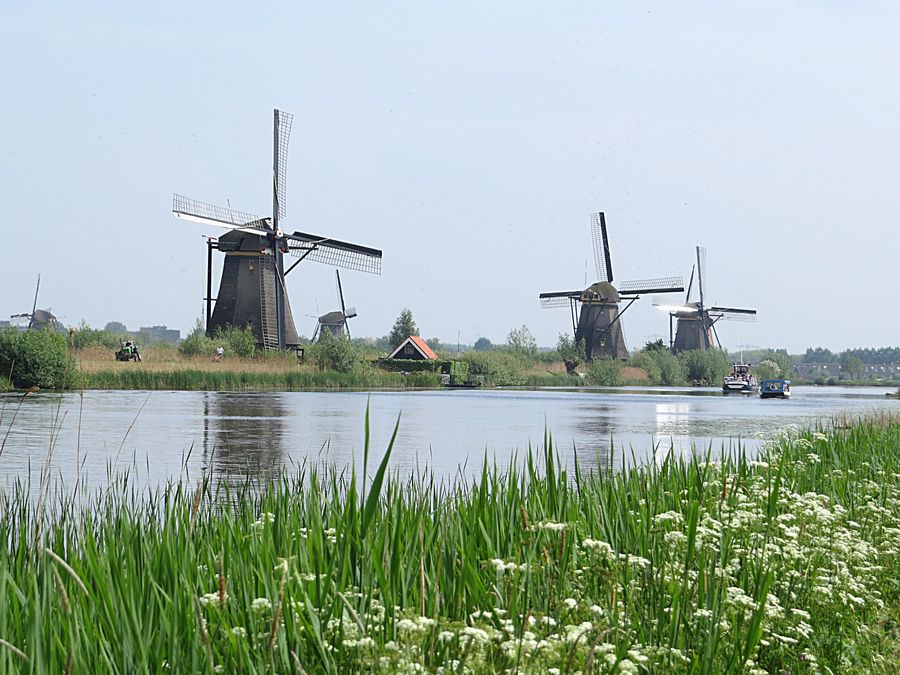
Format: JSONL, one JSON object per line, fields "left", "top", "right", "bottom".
{"left": 539, "top": 212, "right": 684, "bottom": 361}
{"left": 656, "top": 246, "right": 757, "bottom": 353}
{"left": 312, "top": 270, "right": 358, "bottom": 341}
{"left": 10, "top": 274, "right": 62, "bottom": 332}
{"left": 173, "top": 109, "right": 382, "bottom": 351}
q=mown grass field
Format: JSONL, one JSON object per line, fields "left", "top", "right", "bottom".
{"left": 1, "top": 413, "right": 897, "bottom": 672}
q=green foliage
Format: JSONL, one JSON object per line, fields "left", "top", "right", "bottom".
{"left": 586, "top": 357, "right": 622, "bottom": 385}
{"left": 389, "top": 308, "right": 418, "bottom": 349}
{"left": 0, "top": 328, "right": 75, "bottom": 389}
{"left": 754, "top": 359, "right": 782, "bottom": 382}
{"left": 178, "top": 331, "right": 216, "bottom": 357}
{"left": 628, "top": 350, "right": 661, "bottom": 383}
{"left": 449, "top": 360, "right": 469, "bottom": 384}
{"left": 804, "top": 346, "right": 837, "bottom": 363}
{"left": 462, "top": 350, "right": 525, "bottom": 385}
{"left": 505, "top": 324, "right": 537, "bottom": 358}
{"left": 473, "top": 337, "right": 492, "bottom": 352}
{"left": 841, "top": 353, "right": 864, "bottom": 380}
{"left": 555, "top": 333, "right": 585, "bottom": 373}
{"left": 308, "top": 333, "right": 364, "bottom": 373}
{"left": 213, "top": 326, "right": 257, "bottom": 358}
{"left": 679, "top": 349, "right": 730, "bottom": 385}
{"left": 70, "top": 321, "right": 125, "bottom": 350}
{"left": 644, "top": 338, "right": 668, "bottom": 352}
{"left": 0, "top": 416, "right": 898, "bottom": 672}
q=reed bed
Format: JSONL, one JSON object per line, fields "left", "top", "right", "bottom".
{"left": 1, "top": 414, "right": 898, "bottom": 672}
{"left": 73, "top": 346, "right": 442, "bottom": 390}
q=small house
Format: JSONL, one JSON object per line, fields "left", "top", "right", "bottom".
{"left": 387, "top": 335, "right": 439, "bottom": 361}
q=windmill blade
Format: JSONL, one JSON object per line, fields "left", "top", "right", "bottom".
{"left": 684, "top": 264, "right": 694, "bottom": 303}
{"left": 653, "top": 299, "right": 698, "bottom": 314}
{"left": 286, "top": 232, "right": 382, "bottom": 274}
{"left": 696, "top": 246, "right": 707, "bottom": 309}
{"left": 618, "top": 277, "right": 684, "bottom": 296}
{"left": 590, "top": 212, "right": 613, "bottom": 283}
{"left": 272, "top": 109, "right": 293, "bottom": 223}
{"left": 173, "top": 194, "right": 269, "bottom": 235}
{"left": 31, "top": 274, "right": 41, "bottom": 318}
{"left": 336, "top": 270, "right": 347, "bottom": 316}
{"left": 708, "top": 306, "right": 758, "bottom": 322}
{"left": 539, "top": 291, "right": 580, "bottom": 309}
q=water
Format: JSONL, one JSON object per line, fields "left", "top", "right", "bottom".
{"left": 0, "top": 386, "right": 895, "bottom": 498}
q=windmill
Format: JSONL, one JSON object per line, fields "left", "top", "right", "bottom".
{"left": 10, "top": 274, "right": 62, "bottom": 332}
{"left": 539, "top": 212, "right": 684, "bottom": 361}
{"left": 173, "top": 109, "right": 382, "bottom": 351}
{"left": 655, "top": 246, "right": 757, "bottom": 353}
{"left": 312, "top": 270, "right": 357, "bottom": 341}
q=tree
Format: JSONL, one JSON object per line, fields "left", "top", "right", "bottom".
{"left": 506, "top": 325, "right": 537, "bottom": 358}
{"left": 644, "top": 339, "right": 668, "bottom": 352}
{"left": 841, "top": 354, "right": 864, "bottom": 380}
{"left": 556, "top": 333, "right": 585, "bottom": 374}
{"left": 473, "top": 337, "right": 493, "bottom": 352}
{"left": 104, "top": 321, "right": 128, "bottom": 334}
{"left": 389, "top": 309, "right": 418, "bottom": 349}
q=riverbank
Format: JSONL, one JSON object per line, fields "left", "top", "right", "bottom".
{"left": 2, "top": 415, "right": 897, "bottom": 672}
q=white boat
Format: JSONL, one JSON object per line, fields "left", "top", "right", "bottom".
{"left": 723, "top": 363, "right": 757, "bottom": 393}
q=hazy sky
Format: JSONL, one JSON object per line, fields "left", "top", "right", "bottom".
{"left": 2, "top": 2, "right": 898, "bottom": 353}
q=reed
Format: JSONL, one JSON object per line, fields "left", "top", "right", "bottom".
{"left": 0, "top": 414, "right": 897, "bottom": 672}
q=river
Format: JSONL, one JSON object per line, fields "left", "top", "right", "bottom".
{"left": 0, "top": 386, "right": 895, "bottom": 499}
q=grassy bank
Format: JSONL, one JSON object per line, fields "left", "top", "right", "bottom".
{"left": 2, "top": 415, "right": 898, "bottom": 672}
{"left": 74, "top": 346, "right": 442, "bottom": 390}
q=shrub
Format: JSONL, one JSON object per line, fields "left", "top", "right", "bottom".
{"left": 754, "top": 359, "right": 782, "bottom": 382}
{"left": 586, "top": 357, "right": 622, "bottom": 386}
{"left": 679, "top": 349, "right": 730, "bottom": 385}
{"left": 70, "top": 322, "right": 125, "bottom": 351}
{"left": 309, "top": 334, "right": 363, "bottom": 373}
{"left": 213, "top": 326, "right": 256, "bottom": 358}
{"left": 628, "top": 351, "right": 661, "bottom": 384}
{"left": 0, "top": 328, "right": 75, "bottom": 389}
{"left": 462, "top": 351, "right": 525, "bottom": 386}
{"left": 178, "top": 332, "right": 216, "bottom": 357}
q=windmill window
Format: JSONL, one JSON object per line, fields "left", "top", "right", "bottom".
{"left": 403, "top": 343, "right": 415, "bottom": 355}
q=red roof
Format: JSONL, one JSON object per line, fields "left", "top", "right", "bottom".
{"left": 388, "top": 335, "right": 439, "bottom": 360}
{"left": 408, "top": 335, "right": 439, "bottom": 360}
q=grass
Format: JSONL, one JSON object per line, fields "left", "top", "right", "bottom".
{"left": 1, "top": 413, "right": 898, "bottom": 672}
{"left": 74, "top": 346, "right": 442, "bottom": 390}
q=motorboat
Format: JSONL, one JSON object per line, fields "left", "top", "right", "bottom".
{"left": 723, "top": 362, "right": 757, "bottom": 393}
{"left": 759, "top": 379, "right": 791, "bottom": 399}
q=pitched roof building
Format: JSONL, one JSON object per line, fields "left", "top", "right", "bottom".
{"left": 387, "top": 335, "right": 439, "bottom": 360}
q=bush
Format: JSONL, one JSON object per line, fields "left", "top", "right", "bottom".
{"left": 627, "top": 348, "right": 686, "bottom": 386}
{"left": 309, "top": 334, "right": 363, "bottom": 373}
{"left": 0, "top": 328, "right": 75, "bottom": 389}
{"left": 628, "top": 351, "right": 661, "bottom": 384}
{"left": 70, "top": 322, "right": 125, "bottom": 351}
{"left": 462, "top": 351, "right": 525, "bottom": 386}
{"left": 586, "top": 357, "right": 622, "bottom": 386}
{"left": 178, "top": 332, "right": 216, "bottom": 357}
{"left": 754, "top": 359, "right": 782, "bottom": 382}
{"left": 679, "top": 349, "right": 730, "bottom": 385}
{"left": 213, "top": 326, "right": 256, "bottom": 358}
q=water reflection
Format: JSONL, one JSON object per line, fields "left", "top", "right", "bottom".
{"left": 201, "top": 392, "right": 287, "bottom": 486}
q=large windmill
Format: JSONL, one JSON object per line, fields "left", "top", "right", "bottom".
{"left": 655, "top": 246, "right": 757, "bottom": 353}
{"left": 312, "top": 270, "right": 357, "bottom": 341}
{"left": 10, "top": 274, "right": 62, "bottom": 332}
{"left": 539, "top": 212, "right": 684, "bottom": 361}
{"left": 173, "top": 109, "right": 382, "bottom": 351}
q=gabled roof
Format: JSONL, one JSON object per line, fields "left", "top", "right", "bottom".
{"left": 387, "top": 335, "right": 439, "bottom": 360}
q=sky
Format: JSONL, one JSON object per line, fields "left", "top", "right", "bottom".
{"left": 2, "top": 1, "right": 898, "bottom": 353}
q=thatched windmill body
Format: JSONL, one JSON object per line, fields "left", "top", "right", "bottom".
{"left": 173, "top": 109, "right": 382, "bottom": 351}
{"left": 539, "top": 213, "right": 684, "bottom": 361}
{"left": 656, "top": 246, "right": 757, "bottom": 353}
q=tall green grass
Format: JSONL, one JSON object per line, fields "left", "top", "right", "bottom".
{"left": 77, "top": 368, "right": 442, "bottom": 390}
{"left": 1, "top": 415, "right": 897, "bottom": 672}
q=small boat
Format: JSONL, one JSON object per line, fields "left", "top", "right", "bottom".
{"left": 723, "top": 363, "right": 757, "bottom": 393}
{"left": 759, "top": 379, "right": 791, "bottom": 399}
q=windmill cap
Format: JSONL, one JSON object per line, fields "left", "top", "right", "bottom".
{"left": 582, "top": 281, "right": 620, "bottom": 303}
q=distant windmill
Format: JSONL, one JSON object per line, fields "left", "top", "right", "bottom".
{"left": 173, "top": 109, "right": 383, "bottom": 351}
{"left": 655, "top": 246, "right": 757, "bottom": 353}
{"left": 312, "top": 270, "right": 357, "bottom": 341}
{"left": 539, "top": 212, "right": 684, "bottom": 361}
{"left": 10, "top": 274, "right": 62, "bottom": 332}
